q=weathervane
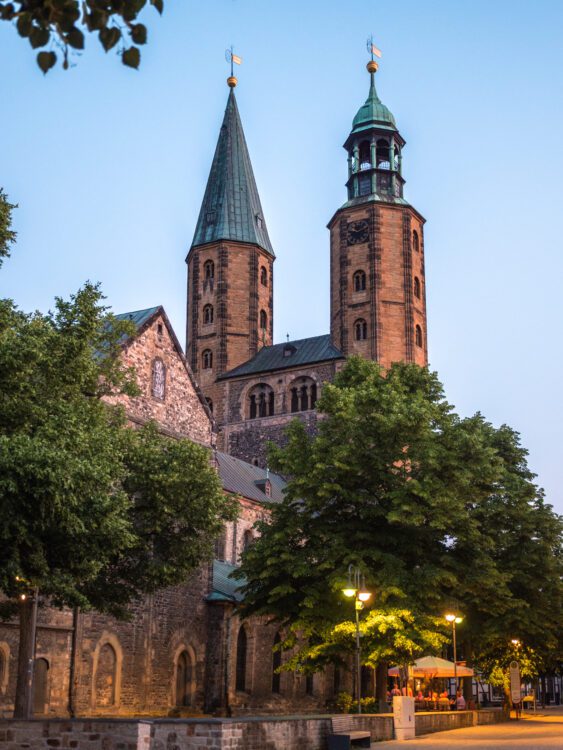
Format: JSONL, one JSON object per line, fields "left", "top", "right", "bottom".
{"left": 366, "top": 35, "right": 382, "bottom": 73}
{"left": 225, "top": 45, "right": 242, "bottom": 87}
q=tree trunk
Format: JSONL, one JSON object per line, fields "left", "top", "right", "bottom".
{"left": 376, "top": 661, "right": 389, "bottom": 712}
{"left": 462, "top": 639, "right": 473, "bottom": 704}
{"left": 13, "top": 594, "right": 37, "bottom": 718}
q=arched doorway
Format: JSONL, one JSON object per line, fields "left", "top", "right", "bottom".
{"left": 32, "top": 658, "right": 49, "bottom": 715}
{"left": 175, "top": 650, "right": 194, "bottom": 707}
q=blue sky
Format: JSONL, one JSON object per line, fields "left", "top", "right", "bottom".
{"left": 1, "top": 0, "right": 562, "bottom": 513}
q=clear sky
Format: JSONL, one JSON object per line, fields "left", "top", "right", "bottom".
{"left": 1, "top": 0, "right": 562, "bottom": 514}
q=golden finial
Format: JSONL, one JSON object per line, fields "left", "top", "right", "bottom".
{"left": 366, "top": 35, "right": 381, "bottom": 74}
{"left": 225, "top": 46, "right": 242, "bottom": 88}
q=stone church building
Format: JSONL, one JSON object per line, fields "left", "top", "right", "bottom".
{"left": 0, "top": 59, "right": 428, "bottom": 718}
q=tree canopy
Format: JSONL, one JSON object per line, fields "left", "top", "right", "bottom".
{"left": 0, "top": 281, "right": 235, "bottom": 614}
{"left": 0, "top": 278, "right": 236, "bottom": 715}
{"left": 236, "top": 357, "right": 563, "bottom": 680}
{"left": 0, "top": 0, "right": 164, "bottom": 73}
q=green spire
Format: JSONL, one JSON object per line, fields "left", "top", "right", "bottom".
{"left": 351, "top": 72, "right": 396, "bottom": 134}
{"left": 191, "top": 89, "right": 274, "bottom": 257}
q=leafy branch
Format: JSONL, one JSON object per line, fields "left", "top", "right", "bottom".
{"left": 0, "top": 0, "right": 164, "bottom": 73}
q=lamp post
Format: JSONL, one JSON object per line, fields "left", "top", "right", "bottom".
{"left": 343, "top": 565, "right": 372, "bottom": 714}
{"left": 445, "top": 613, "right": 463, "bottom": 691}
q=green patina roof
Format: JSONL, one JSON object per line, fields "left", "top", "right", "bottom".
{"left": 191, "top": 90, "right": 274, "bottom": 257}
{"left": 114, "top": 306, "right": 161, "bottom": 330}
{"left": 207, "top": 559, "right": 245, "bottom": 603}
{"left": 218, "top": 334, "right": 344, "bottom": 380}
{"left": 351, "top": 73, "right": 396, "bottom": 135}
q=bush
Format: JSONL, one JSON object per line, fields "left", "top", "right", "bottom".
{"left": 335, "top": 692, "right": 377, "bottom": 713}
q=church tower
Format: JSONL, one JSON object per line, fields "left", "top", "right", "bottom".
{"left": 186, "top": 77, "right": 275, "bottom": 419}
{"left": 328, "top": 59, "right": 428, "bottom": 368}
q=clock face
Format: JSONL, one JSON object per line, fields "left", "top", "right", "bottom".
{"left": 347, "top": 220, "right": 369, "bottom": 245}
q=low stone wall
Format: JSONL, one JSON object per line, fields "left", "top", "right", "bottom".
{"left": 0, "top": 709, "right": 507, "bottom": 749}
{"left": 0, "top": 719, "right": 151, "bottom": 749}
{"left": 415, "top": 708, "right": 508, "bottom": 736}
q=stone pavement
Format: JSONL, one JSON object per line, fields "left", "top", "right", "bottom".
{"left": 372, "top": 707, "right": 563, "bottom": 749}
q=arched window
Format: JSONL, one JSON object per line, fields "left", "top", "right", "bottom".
{"left": 354, "top": 319, "right": 368, "bottom": 341}
{"left": 272, "top": 632, "right": 282, "bottom": 694}
{"left": 95, "top": 644, "right": 117, "bottom": 707}
{"left": 289, "top": 377, "right": 317, "bottom": 413}
{"left": 33, "top": 658, "right": 49, "bottom": 715}
{"left": 305, "top": 673, "right": 314, "bottom": 696}
{"left": 259, "top": 309, "right": 267, "bottom": 330}
{"left": 414, "top": 277, "right": 421, "bottom": 299}
{"left": 202, "top": 349, "right": 213, "bottom": 369}
{"left": 205, "top": 397, "right": 213, "bottom": 414}
{"left": 260, "top": 266, "right": 268, "bottom": 286}
{"left": 412, "top": 230, "right": 419, "bottom": 253}
{"left": 353, "top": 270, "right": 366, "bottom": 292}
{"left": 248, "top": 383, "right": 274, "bottom": 419}
{"left": 151, "top": 358, "right": 166, "bottom": 400}
{"left": 376, "top": 138, "right": 390, "bottom": 169}
{"left": 204, "top": 260, "right": 214, "bottom": 280}
{"left": 359, "top": 140, "right": 371, "bottom": 171}
{"left": 175, "top": 650, "right": 194, "bottom": 707}
{"left": 415, "top": 324, "right": 423, "bottom": 347}
{"left": 203, "top": 304, "right": 214, "bottom": 324}
{"left": 235, "top": 627, "right": 248, "bottom": 692}
{"left": 243, "top": 529, "right": 254, "bottom": 550}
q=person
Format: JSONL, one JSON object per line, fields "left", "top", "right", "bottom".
{"left": 416, "top": 690, "right": 424, "bottom": 700}
{"left": 391, "top": 684, "right": 401, "bottom": 696}
{"left": 456, "top": 691, "right": 466, "bottom": 710}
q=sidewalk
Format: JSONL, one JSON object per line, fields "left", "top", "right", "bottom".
{"left": 372, "top": 710, "right": 563, "bottom": 748}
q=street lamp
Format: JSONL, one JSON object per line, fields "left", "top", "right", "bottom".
{"left": 444, "top": 613, "right": 463, "bottom": 689}
{"left": 342, "top": 565, "right": 372, "bottom": 714}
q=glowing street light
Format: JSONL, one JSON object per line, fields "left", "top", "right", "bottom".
{"left": 444, "top": 613, "right": 463, "bottom": 688}
{"left": 342, "top": 565, "right": 372, "bottom": 714}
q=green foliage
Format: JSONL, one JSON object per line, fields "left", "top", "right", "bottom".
{"left": 335, "top": 692, "right": 376, "bottom": 713}
{"left": 236, "top": 357, "right": 563, "bottom": 674}
{"left": 0, "top": 282, "right": 235, "bottom": 618}
{"left": 0, "top": 0, "right": 164, "bottom": 72}
{"left": 0, "top": 189, "right": 16, "bottom": 267}
{"left": 475, "top": 640, "right": 542, "bottom": 703}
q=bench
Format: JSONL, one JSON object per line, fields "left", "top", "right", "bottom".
{"left": 327, "top": 715, "right": 371, "bottom": 749}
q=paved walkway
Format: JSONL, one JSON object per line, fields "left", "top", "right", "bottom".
{"left": 373, "top": 708, "right": 563, "bottom": 749}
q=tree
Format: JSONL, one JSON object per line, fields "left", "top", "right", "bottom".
{"left": 236, "top": 360, "right": 494, "bottom": 671}
{"left": 446, "top": 421, "right": 563, "bottom": 694}
{"left": 0, "top": 189, "right": 16, "bottom": 267}
{"left": 475, "top": 639, "right": 542, "bottom": 707}
{"left": 0, "top": 0, "right": 164, "bottom": 73}
{"left": 236, "top": 357, "right": 562, "bottom": 698}
{"left": 0, "top": 282, "right": 235, "bottom": 717}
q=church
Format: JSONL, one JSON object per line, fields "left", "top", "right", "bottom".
{"left": 186, "top": 58, "right": 428, "bottom": 467}
{"left": 0, "top": 57, "right": 429, "bottom": 718}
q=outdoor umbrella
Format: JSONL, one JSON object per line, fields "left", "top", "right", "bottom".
{"left": 388, "top": 656, "right": 474, "bottom": 678}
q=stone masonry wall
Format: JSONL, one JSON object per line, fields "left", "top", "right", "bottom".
{"left": 105, "top": 311, "right": 213, "bottom": 447}
{"left": 0, "top": 711, "right": 508, "bottom": 749}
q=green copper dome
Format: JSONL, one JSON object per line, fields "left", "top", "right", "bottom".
{"left": 351, "top": 74, "right": 396, "bottom": 133}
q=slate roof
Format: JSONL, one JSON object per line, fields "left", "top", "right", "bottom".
{"left": 191, "top": 90, "right": 274, "bottom": 257}
{"left": 219, "top": 333, "right": 344, "bottom": 380}
{"left": 207, "top": 559, "right": 245, "bottom": 603}
{"left": 216, "top": 451, "right": 285, "bottom": 505}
